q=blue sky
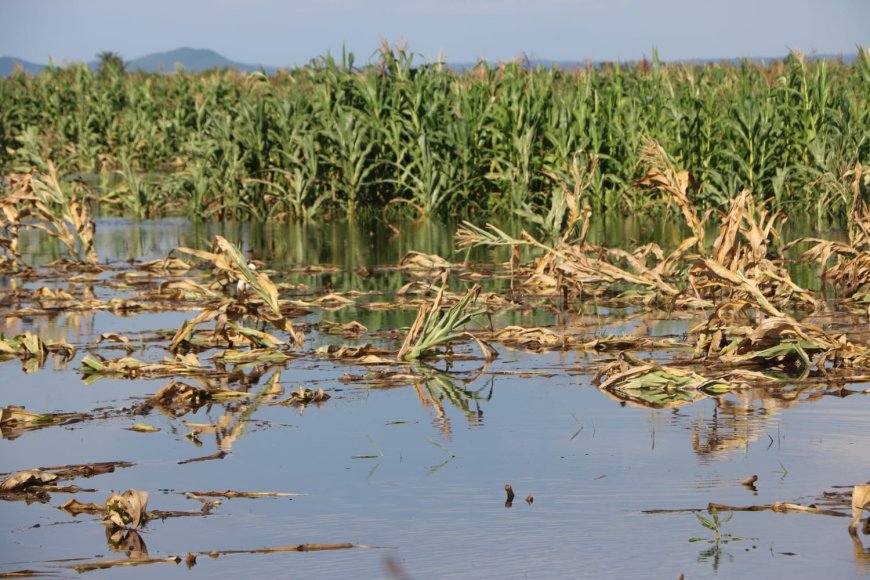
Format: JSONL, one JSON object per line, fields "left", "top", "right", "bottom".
{"left": 2, "top": 0, "right": 868, "bottom": 65}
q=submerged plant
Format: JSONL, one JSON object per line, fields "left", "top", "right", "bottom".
{"left": 692, "top": 508, "right": 735, "bottom": 544}
{"left": 690, "top": 508, "right": 748, "bottom": 573}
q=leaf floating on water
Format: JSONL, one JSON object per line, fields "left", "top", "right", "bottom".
{"left": 314, "top": 344, "right": 397, "bottom": 365}
{"left": 849, "top": 484, "right": 870, "bottom": 534}
{"left": 37, "top": 460, "right": 134, "bottom": 480}
{"left": 104, "top": 489, "right": 149, "bottom": 530}
{"left": 492, "top": 326, "right": 566, "bottom": 350}
{"left": 145, "top": 381, "right": 211, "bottom": 417}
{"left": 211, "top": 348, "right": 295, "bottom": 365}
{"left": 0, "top": 406, "right": 48, "bottom": 426}
{"left": 279, "top": 386, "right": 330, "bottom": 407}
{"left": 399, "top": 251, "right": 453, "bottom": 270}
{"left": 181, "top": 490, "right": 301, "bottom": 499}
{"left": 0, "top": 469, "right": 58, "bottom": 492}
{"left": 59, "top": 498, "right": 104, "bottom": 515}
{"left": 706, "top": 501, "right": 847, "bottom": 517}
{"left": 0, "top": 331, "right": 74, "bottom": 371}
{"left": 79, "top": 353, "right": 206, "bottom": 380}
{"left": 177, "top": 450, "right": 228, "bottom": 465}
{"left": 225, "top": 322, "right": 286, "bottom": 348}
{"left": 71, "top": 556, "right": 182, "bottom": 573}
{"left": 89, "top": 332, "right": 134, "bottom": 353}
{"left": 318, "top": 320, "right": 368, "bottom": 335}
{"left": 136, "top": 256, "right": 192, "bottom": 273}
{"left": 128, "top": 423, "right": 160, "bottom": 433}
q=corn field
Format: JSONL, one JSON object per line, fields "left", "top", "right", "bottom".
{"left": 1, "top": 47, "right": 868, "bottom": 222}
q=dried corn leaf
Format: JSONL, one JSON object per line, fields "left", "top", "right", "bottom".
{"left": 0, "top": 469, "right": 58, "bottom": 492}
{"left": 849, "top": 484, "right": 870, "bottom": 534}
{"left": 104, "top": 489, "right": 149, "bottom": 529}
{"left": 493, "top": 326, "right": 566, "bottom": 349}
{"left": 399, "top": 251, "right": 452, "bottom": 269}
{"left": 59, "top": 498, "right": 104, "bottom": 515}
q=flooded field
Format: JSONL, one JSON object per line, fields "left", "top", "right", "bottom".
{"left": 2, "top": 207, "right": 870, "bottom": 578}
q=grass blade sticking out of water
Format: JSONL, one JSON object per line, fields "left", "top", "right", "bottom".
{"left": 397, "top": 274, "right": 489, "bottom": 361}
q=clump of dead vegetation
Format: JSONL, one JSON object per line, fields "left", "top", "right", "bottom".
{"left": 1, "top": 162, "right": 99, "bottom": 271}
{"left": 457, "top": 141, "right": 870, "bottom": 405}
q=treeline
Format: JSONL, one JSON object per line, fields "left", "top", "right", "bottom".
{"left": 1, "top": 47, "right": 868, "bottom": 221}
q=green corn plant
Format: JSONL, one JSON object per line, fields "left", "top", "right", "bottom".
{"left": 398, "top": 278, "right": 488, "bottom": 361}
{"left": 692, "top": 508, "right": 734, "bottom": 545}
{"left": 1, "top": 46, "right": 868, "bottom": 222}
{"left": 322, "top": 107, "right": 378, "bottom": 215}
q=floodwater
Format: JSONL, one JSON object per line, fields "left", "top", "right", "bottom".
{"left": 1, "top": 218, "right": 869, "bottom": 578}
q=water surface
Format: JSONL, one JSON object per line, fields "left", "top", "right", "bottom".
{"left": 1, "top": 218, "right": 868, "bottom": 579}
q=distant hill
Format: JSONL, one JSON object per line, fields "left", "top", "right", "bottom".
{"left": 0, "top": 47, "right": 276, "bottom": 76}
{"left": 0, "top": 56, "right": 46, "bottom": 75}
{"left": 126, "top": 47, "right": 275, "bottom": 73}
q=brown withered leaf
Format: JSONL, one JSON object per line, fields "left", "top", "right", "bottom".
{"left": 0, "top": 406, "right": 46, "bottom": 426}
{"left": 0, "top": 470, "right": 58, "bottom": 492}
{"left": 37, "top": 461, "right": 134, "bottom": 480}
{"left": 71, "top": 556, "right": 181, "bottom": 573}
{"left": 146, "top": 381, "right": 211, "bottom": 417}
{"left": 318, "top": 320, "right": 368, "bottom": 335}
{"left": 0, "top": 406, "right": 87, "bottom": 439}
{"left": 104, "top": 489, "right": 149, "bottom": 529}
{"left": 315, "top": 344, "right": 394, "bottom": 361}
{"left": 850, "top": 484, "right": 870, "bottom": 534}
{"left": 180, "top": 490, "right": 300, "bottom": 499}
{"left": 59, "top": 498, "right": 104, "bottom": 515}
{"left": 136, "top": 256, "right": 192, "bottom": 273}
{"left": 89, "top": 332, "right": 134, "bottom": 353}
{"left": 279, "top": 386, "right": 330, "bottom": 407}
{"left": 399, "top": 251, "right": 452, "bottom": 270}
{"left": 493, "top": 326, "right": 566, "bottom": 350}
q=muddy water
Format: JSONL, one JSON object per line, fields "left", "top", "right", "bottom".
{"left": 2, "top": 219, "right": 869, "bottom": 579}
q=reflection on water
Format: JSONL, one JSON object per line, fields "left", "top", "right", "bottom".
{"left": 690, "top": 383, "right": 855, "bottom": 462}
{"left": 0, "top": 312, "right": 96, "bottom": 344}
{"left": 105, "top": 528, "right": 148, "bottom": 561}
{"left": 852, "top": 530, "right": 870, "bottom": 575}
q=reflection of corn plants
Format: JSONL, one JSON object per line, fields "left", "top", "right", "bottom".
{"left": 418, "top": 368, "right": 492, "bottom": 415}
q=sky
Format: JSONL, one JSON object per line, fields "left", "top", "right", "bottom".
{"left": 1, "top": 0, "right": 868, "bottom": 66}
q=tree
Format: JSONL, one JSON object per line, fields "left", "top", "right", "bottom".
{"left": 96, "top": 51, "right": 126, "bottom": 77}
